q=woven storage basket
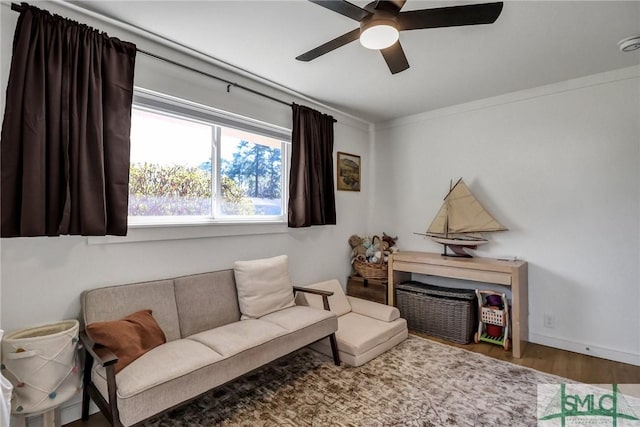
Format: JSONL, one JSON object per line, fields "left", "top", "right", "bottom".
{"left": 353, "top": 235, "right": 387, "bottom": 279}
{"left": 2, "top": 320, "right": 81, "bottom": 415}
{"left": 395, "top": 281, "right": 476, "bottom": 344}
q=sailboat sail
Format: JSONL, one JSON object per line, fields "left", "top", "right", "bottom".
{"left": 427, "top": 179, "right": 507, "bottom": 236}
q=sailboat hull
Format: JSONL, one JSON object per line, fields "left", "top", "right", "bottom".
{"left": 429, "top": 236, "right": 488, "bottom": 257}
{"left": 429, "top": 236, "right": 489, "bottom": 247}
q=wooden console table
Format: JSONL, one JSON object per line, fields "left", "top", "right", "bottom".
{"left": 388, "top": 251, "right": 528, "bottom": 358}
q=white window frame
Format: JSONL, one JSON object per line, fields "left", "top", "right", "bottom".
{"left": 128, "top": 88, "right": 290, "bottom": 228}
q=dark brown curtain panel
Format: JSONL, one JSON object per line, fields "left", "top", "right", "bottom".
{"left": 1, "top": 4, "right": 136, "bottom": 237}
{"left": 288, "top": 104, "right": 336, "bottom": 228}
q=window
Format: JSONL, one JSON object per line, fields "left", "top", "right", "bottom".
{"left": 128, "top": 89, "right": 289, "bottom": 226}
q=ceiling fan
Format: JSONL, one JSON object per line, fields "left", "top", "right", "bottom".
{"left": 296, "top": 1, "right": 504, "bottom": 74}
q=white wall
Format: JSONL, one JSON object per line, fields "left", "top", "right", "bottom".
{"left": 372, "top": 66, "right": 640, "bottom": 365}
{"left": 0, "top": 2, "right": 372, "bottom": 334}
{"left": 0, "top": 5, "right": 372, "bottom": 422}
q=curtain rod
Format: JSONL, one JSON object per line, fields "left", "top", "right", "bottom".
{"left": 9, "top": 2, "right": 325, "bottom": 114}
{"left": 134, "top": 48, "right": 293, "bottom": 108}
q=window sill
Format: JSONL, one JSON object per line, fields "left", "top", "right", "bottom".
{"left": 87, "top": 221, "right": 287, "bottom": 245}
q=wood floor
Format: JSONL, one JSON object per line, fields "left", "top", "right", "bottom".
{"left": 65, "top": 334, "right": 640, "bottom": 427}
{"left": 418, "top": 333, "right": 640, "bottom": 384}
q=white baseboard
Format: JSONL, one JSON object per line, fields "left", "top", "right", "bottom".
{"left": 530, "top": 332, "right": 640, "bottom": 367}
{"left": 19, "top": 395, "right": 98, "bottom": 427}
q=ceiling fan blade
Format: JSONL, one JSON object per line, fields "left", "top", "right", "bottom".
{"left": 397, "top": 2, "right": 503, "bottom": 31}
{"left": 308, "top": 0, "right": 371, "bottom": 21}
{"left": 380, "top": 41, "right": 410, "bottom": 74}
{"left": 296, "top": 28, "right": 361, "bottom": 62}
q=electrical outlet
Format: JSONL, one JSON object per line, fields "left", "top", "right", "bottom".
{"left": 544, "top": 314, "right": 555, "bottom": 329}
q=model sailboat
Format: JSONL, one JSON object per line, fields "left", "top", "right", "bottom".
{"left": 425, "top": 179, "right": 507, "bottom": 257}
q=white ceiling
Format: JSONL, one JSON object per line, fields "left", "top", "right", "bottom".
{"left": 70, "top": 1, "right": 640, "bottom": 123}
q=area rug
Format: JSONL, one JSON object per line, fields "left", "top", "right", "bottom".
{"left": 142, "top": 335, "right": 568, "bottom": 426}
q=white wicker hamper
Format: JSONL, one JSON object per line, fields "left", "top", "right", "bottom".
{"left": 2, "top": 320, "right": 81, "bottom": 415}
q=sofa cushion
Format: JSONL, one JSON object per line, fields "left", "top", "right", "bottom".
{"left": 174, "top": 270, "right": 241, "bottom": 337}
{"left": 259, "top": 305, "right": 336, "bottom": 331}
{"left": 347, "top": 296, "right": 400, "bottom": 322}
{"left": 311, "top": 326, "right": 407, "bottom": 367}
{"left": 233, "top": 255, "right": 295, "bottom": 319}
{"left": 187, "top": 319, "right": 288, "bottom": 357}
{"left": 299, "top": 279, "right": 352, "bottom": 317}
{"left": 95, "top": 338, "right": 223, "bottom": 399}
{"left": 92, "top": 315, "right": 338, "bottom": 427}
{"left": 86, "top": 310, "right": 166, "bottom": 374}
{"left": 335, "top": 312, "right": 407, "bottom": 356}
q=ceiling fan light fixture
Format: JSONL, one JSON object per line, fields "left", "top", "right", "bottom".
{"left": 360, "top": 15, "right": 399, "bottom": 50}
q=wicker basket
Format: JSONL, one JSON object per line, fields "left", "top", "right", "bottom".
{"left": 395, "top": 281, "right": 476, "bottom": 344}
{"left": 353, "top": 235, "right": 388, "bottom": 279}
{"left": 2, "top": 320, "right": 81, "bottom": 414}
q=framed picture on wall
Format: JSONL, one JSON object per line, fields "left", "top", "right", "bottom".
{"left": 337, "top": 151, "right": 361, "bottom": 191}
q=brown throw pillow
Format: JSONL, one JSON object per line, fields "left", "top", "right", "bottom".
{"left": 86, "top": 310, "right": 166, "bottom": 374}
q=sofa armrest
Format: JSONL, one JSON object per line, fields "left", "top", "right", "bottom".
{"left": 347, "top": 296, "right": 400, "bottom": 322}
{"left": 79, "top": 331, "right": 118, "bottom": 368}
{"left": 80, "top": 331, "right": 123, "bottom": 426}
{"left": 293, "top": 286, "right": 334, "bottom": 311}
{"left": 292, "top": 286, "right": 333, "bottom": 297}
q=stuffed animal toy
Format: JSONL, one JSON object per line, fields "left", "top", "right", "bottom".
{"left": 348, "top": 235, "right": 368, "bottom": 258}
{"left": 348, "top": 233, "right": 398, "bottom": 266}
{"left": 382, "top": 232, "right": 398, "bottom": 248}
{"left": 348, "top": 234, "right": 362, "bottom": 248}
{"left": 362, "top": 238, "right": 372, "bottom": 249}
{"left": 384, "top": 232, "right": 399, "bottom": 254}
{"left": 365, "top": 239, "right": 382, "bottom": 259}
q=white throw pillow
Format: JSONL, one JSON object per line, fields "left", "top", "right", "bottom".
{"left": 233, "top": 255, "right": 295, "bottom": 319}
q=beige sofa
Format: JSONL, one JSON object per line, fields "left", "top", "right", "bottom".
{"left": 79, "top": 267, "right": 339, "bottom": 427}
{"left": 297, "top": 279, "right": 408, "bottom": 366}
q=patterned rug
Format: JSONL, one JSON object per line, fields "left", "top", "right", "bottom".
{"left": 142, "top": 335, "right": 567, "bottom": 427}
